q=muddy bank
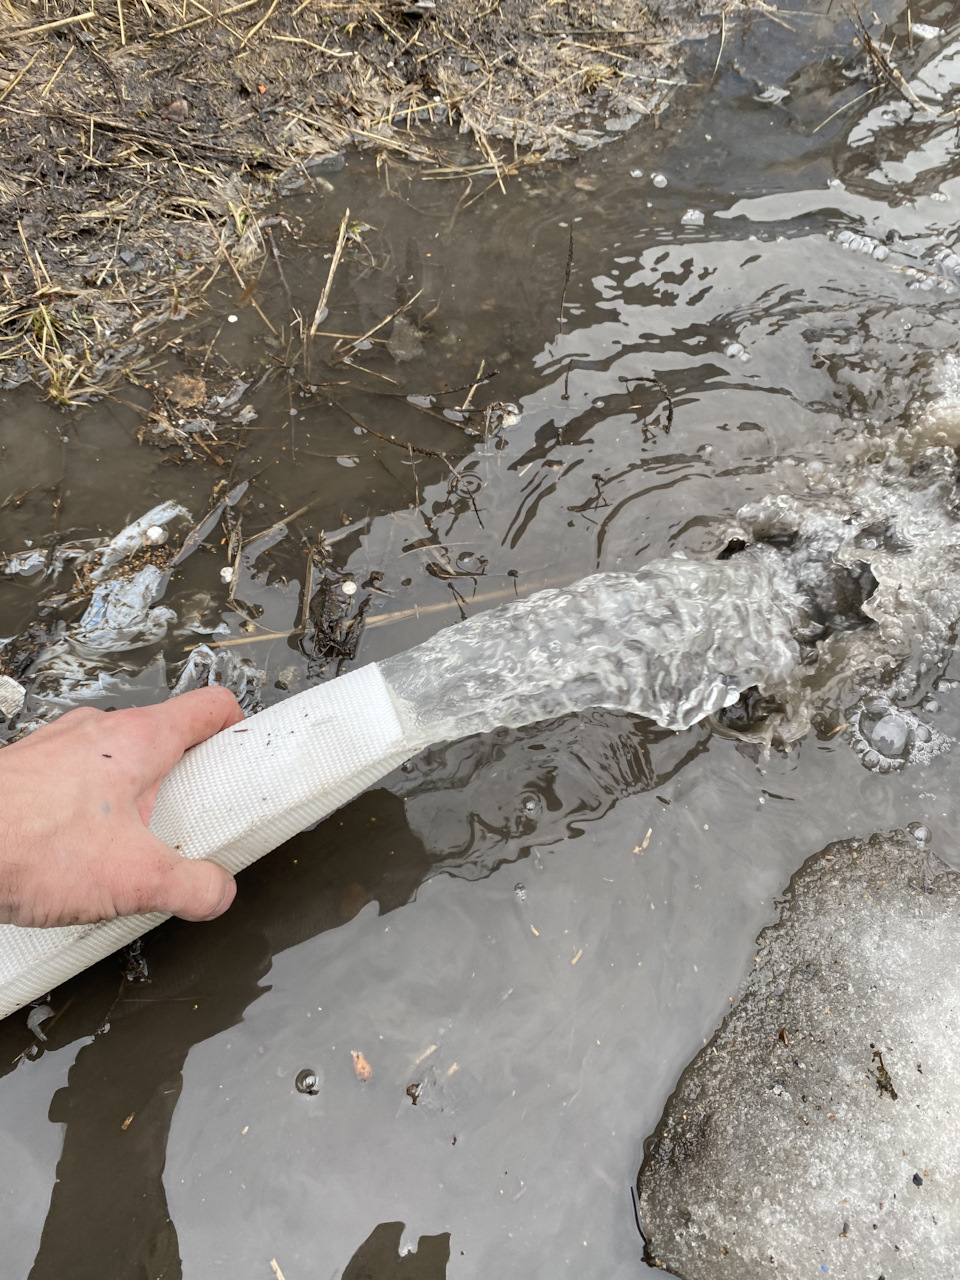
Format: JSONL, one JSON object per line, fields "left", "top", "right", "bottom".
{"left": 0, "top": 0, "right": 712, "bottom": 398}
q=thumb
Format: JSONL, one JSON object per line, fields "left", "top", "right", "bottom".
{"left": 120, "top": 835, "right": 238, "bottom": 922}
{"left": 162, "top": 856, "right": 237, "bottom": 923}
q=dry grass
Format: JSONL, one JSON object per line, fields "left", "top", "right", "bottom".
{"left": 0, "top": 0, "right": 708, "bottom": 399}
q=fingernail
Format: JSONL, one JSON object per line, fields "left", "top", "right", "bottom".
{"left": 204, "top": 876, "right": 237, "bottom": 921}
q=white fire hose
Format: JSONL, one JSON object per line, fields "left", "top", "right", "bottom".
{"left": 0, "top": 665, "right": 418, "bottom": 1020}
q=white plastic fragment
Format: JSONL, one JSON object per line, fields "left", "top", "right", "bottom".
{"left": 90, "top": 500, "right": 189, "bottom": 581}
{"left": 26, "top": 1004, "right": 53, "bottom": 1041}
{"left": 0, "top": 675, "right": 26, "bottom": 719}
{"left": 71, "top": 565, "right": 176, "bottom": 655}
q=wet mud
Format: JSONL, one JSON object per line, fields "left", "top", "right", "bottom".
{"left": 0, "top": 0, "right": 709, "bottom": 395}
{"left": 4, "top": 1, "right": 960, "bottom": 1276}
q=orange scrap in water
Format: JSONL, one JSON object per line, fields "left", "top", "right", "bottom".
{"left": 351, "top": 1050, "right": 373, "bottom": 1081}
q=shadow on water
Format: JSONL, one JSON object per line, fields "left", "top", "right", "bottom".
{"left": 3, "top": 716, "right": 704, "bottom": 1279}
{"left": 341, "top": 1223, "right": 450, "bottom": 1280}
{"left": 6, "top": 0, "right": 960, "bottom": 1274}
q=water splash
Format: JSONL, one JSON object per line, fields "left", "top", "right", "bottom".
{"left": 382, "top": 551, "right": 806, "bottom": 741}
{"left": 383, "top": 372, "right": 960, "bottom": 769}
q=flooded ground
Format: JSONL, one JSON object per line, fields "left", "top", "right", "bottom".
{"left": 3, "top": 2, "right": 960, "bottom": 1275}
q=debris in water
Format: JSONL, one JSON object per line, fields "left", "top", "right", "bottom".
{"left": 0, "top": 675, "right": 25, "bottom": 719}
{"left": 26, "top": 1004, "right": 53, "bottom": 1042}
{"left": 754, "top": 84, "right": 790, "bottom": 104}
{"left": 352, "top": 1051, "right": 373, "bottom": 1081}
{"left": 172, "top": 644, "right": 263, "bottom": 716}
{"left": 295, "top": 1069, "right": 320, "bottom": 1096}
{"left": 386, "top": 315, "right": 425, "bottom": 363}
{"left": 121, "top": 939, "right": 149, "bottom": 983}
{"left": 652, "top": 173, "right": 668, "bottom": 188}
{"left": 89, "top": 500, "right": 188, "bottom": 581}
{"left": 72, "top": 566, "right": 176, "bottom": 656}
{"left": 681, "top": 209, "right": 705, "bottom": 226}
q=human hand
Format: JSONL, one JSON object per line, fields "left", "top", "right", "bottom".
{"left": 0, "top": 688, "right": 244, "bottom": 928}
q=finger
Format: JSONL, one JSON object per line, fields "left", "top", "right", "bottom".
{"left": 117, "top": 686, "right": 245, "bottom": 781}
{"left": 114, "top": 833, "right": 238, "bottom": 922}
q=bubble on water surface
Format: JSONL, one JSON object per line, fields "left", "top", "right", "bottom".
{"left": 850, "top": 702, "right": 950, "bottom": 772}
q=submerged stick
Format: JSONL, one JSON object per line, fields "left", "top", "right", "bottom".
{"left": 333, "top": 287, "right": 423, "bottom": 364}
{"left": 310, "top": 209, "right": 350, "bottom": 337}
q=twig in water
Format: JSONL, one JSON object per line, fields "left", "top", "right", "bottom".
{"left": 333, "top": 288, "right": 423, "bottom": 364}
{"left": 619, "top": 373, "right": 675, "bottom": 433}
{"left": 310, "top": 208, "right": 350, "bottom": 337}
{"left": 713, "top": 7, "right": 727, "bottom": 76}
{"left": 558, "top": 226, "right": 575, "bottom": 401}
{"left": 331, "top": 401, "right": 454, "bottom": 470}
{"left": 261, "top": 221, "right": 292, "bottom": 310}
{"left": 813, "top": 84, "right": 879, "bottom": 133}
{"left": 461, "top": 359, "right": 486, "bottom": 411}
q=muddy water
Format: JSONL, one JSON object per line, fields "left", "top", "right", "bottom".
{"left": 5, "top": 3, "right": 960, "bottom": 1276}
